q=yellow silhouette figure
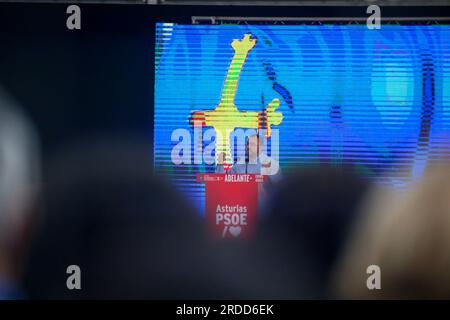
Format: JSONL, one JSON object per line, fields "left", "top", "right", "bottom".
{"left": 191, "top": 33, "right": 283, "bottom": 166}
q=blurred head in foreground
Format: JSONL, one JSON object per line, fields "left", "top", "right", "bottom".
{"left": 23, "top": 138, "right": 225, "bottom": 299}
{"left": 256, "top": 166, "right": 371, "bottom": 298}
{"left": 0, "top": 87, "right": 40, "bottom": 299}
{"left": 333, "top": 163, "right": 450, "bottom": 299}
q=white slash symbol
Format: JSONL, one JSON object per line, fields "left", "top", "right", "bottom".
{"left": 222, "top": 226, "right": 228, "bottom": 238}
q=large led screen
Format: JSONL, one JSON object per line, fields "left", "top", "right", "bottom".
{"left": 154, "top": 23, "right": 450, "bottom": 214}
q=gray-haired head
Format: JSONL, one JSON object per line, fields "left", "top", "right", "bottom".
{"left": 0, "top": 87, "right": 40, "bottom": 240}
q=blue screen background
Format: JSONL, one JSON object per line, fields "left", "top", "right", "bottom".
{"left": 154, "top": 23, "right": 450, "bottom": 214}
